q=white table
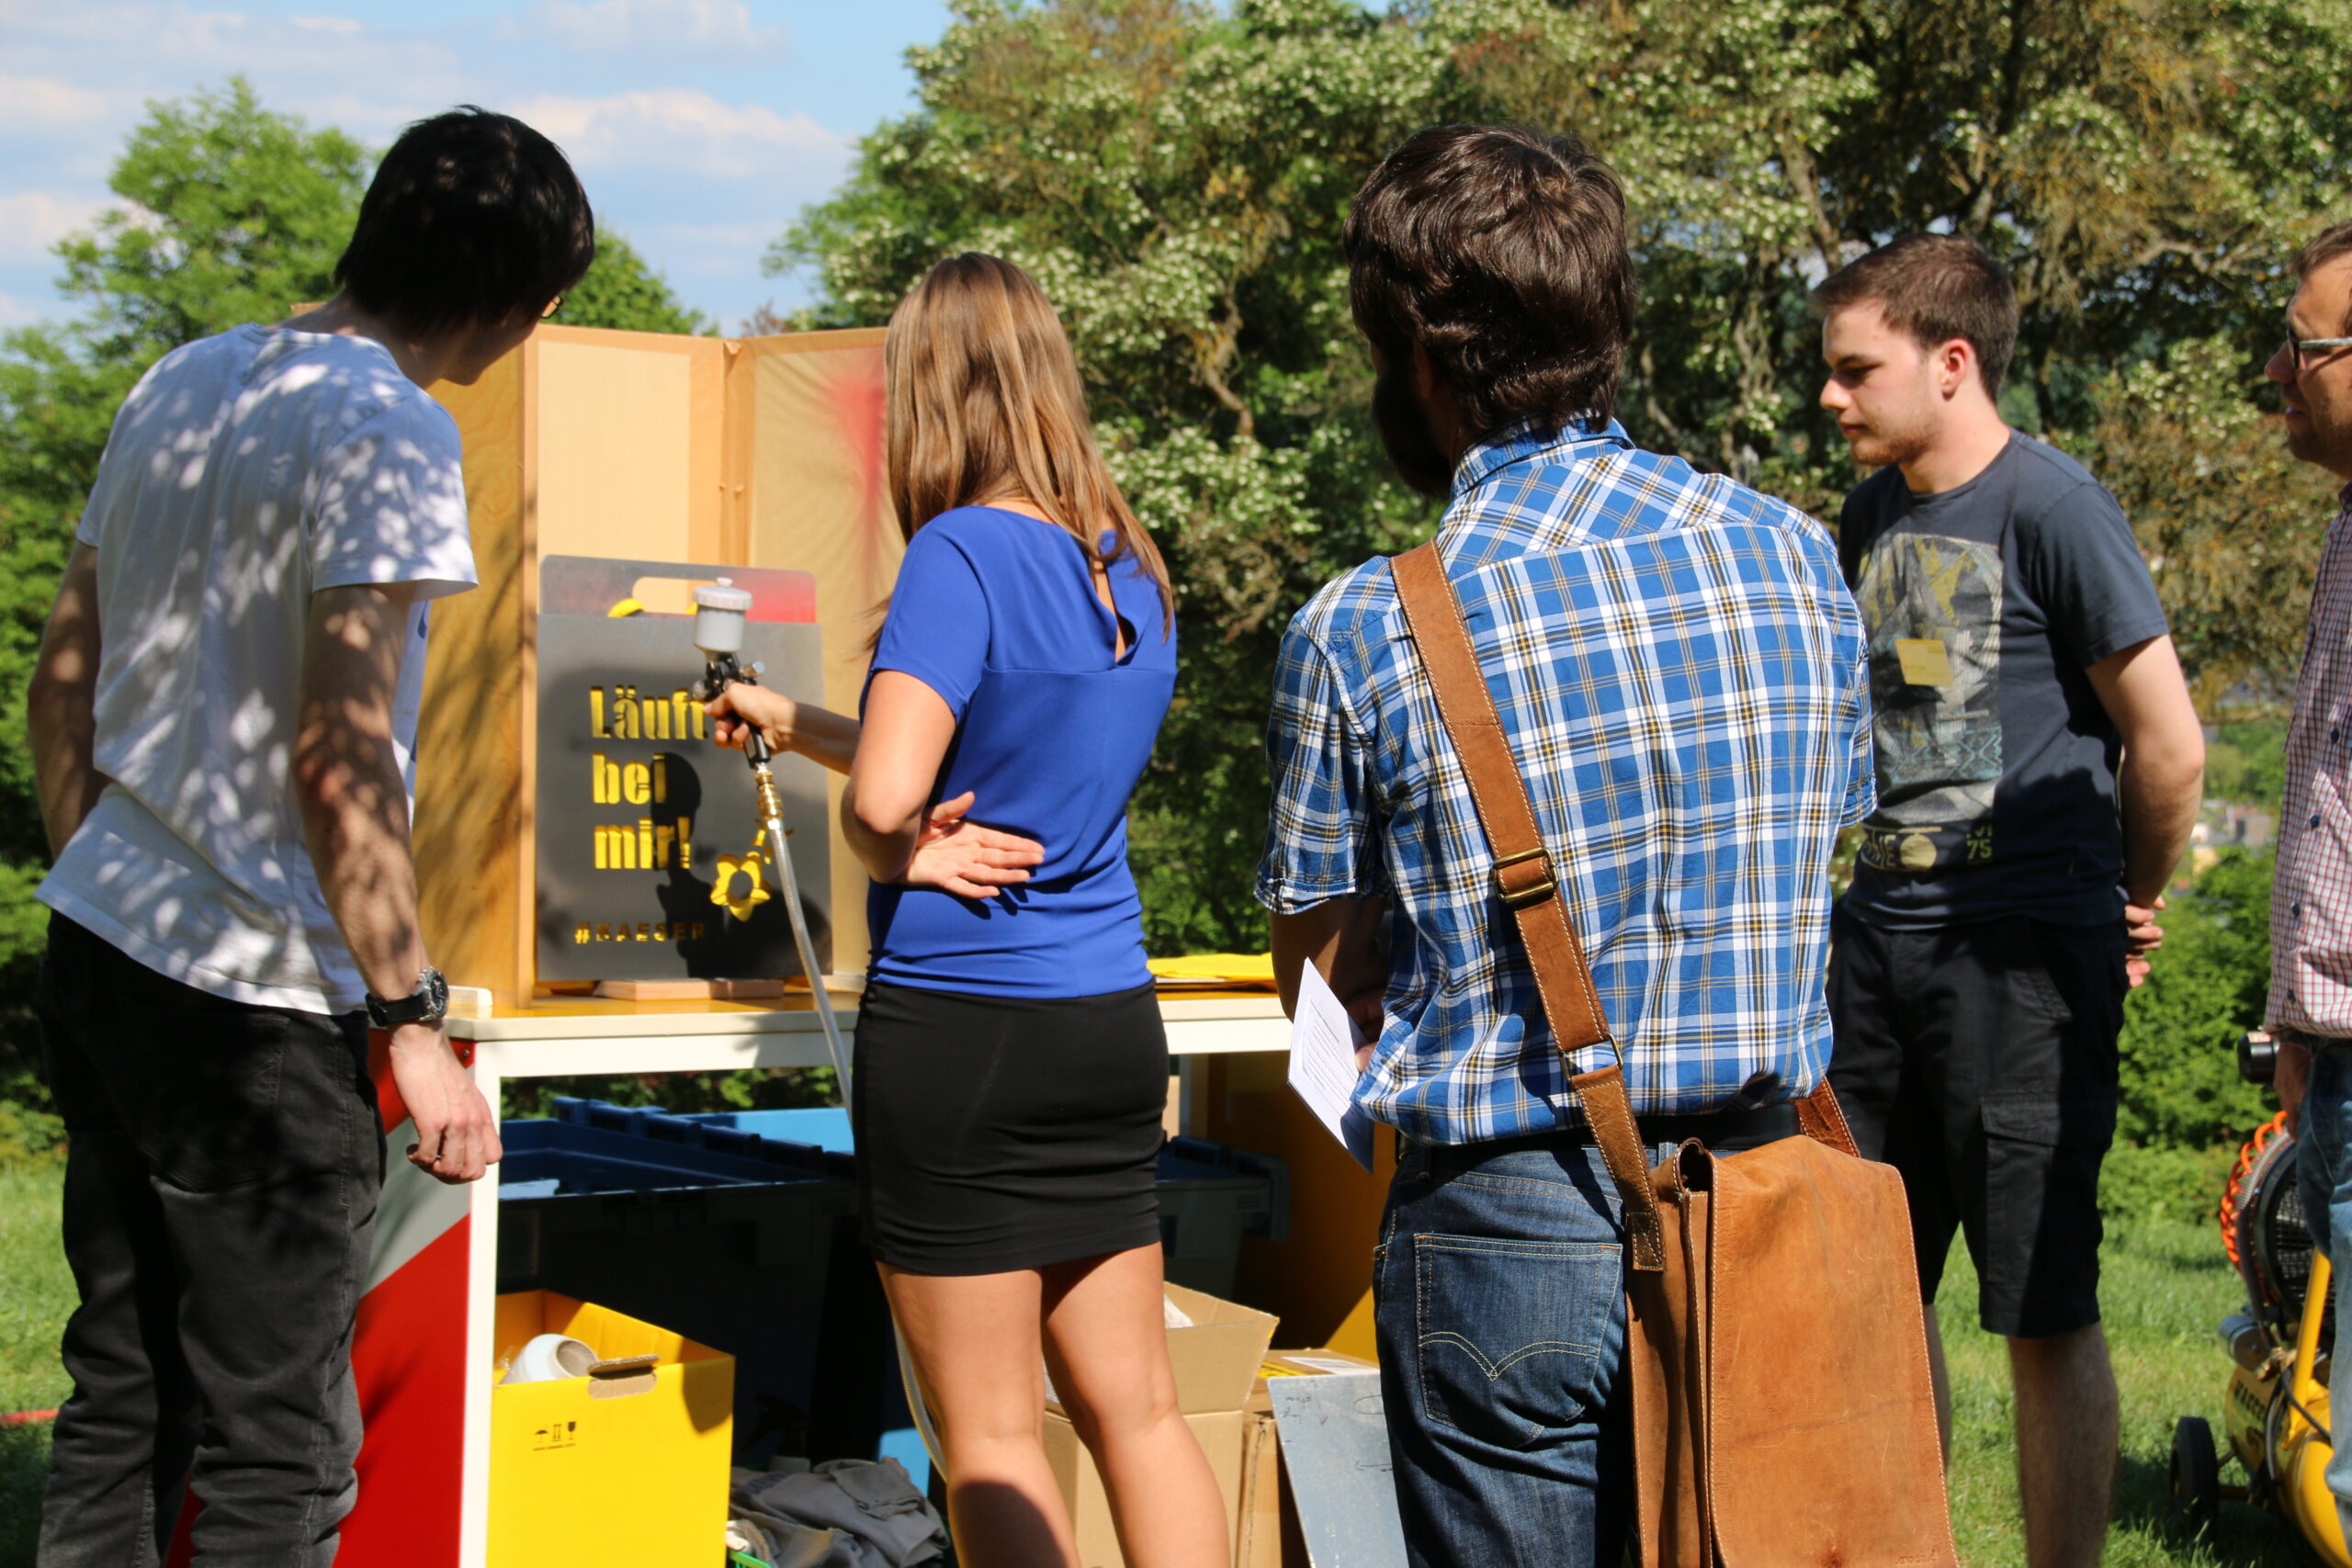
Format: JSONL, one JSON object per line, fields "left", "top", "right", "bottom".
{"left": 355, "top": 992, "right": 1289, "bottom": 1568}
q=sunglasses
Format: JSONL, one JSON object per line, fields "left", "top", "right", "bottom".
{"left": 2285, "top": 333, "right": 2352, "bottom": 371}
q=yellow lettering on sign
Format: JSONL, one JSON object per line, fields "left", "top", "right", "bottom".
{"left": 677, "top": 815, "right": 693, "bottom": 871}
{"left": 671, "top": 690, "right": 693, "bottom": 741}
{"left": 622, "top": 762, "right": 650, "bottom": 805}
{"left": 590, "top": 687, "right": 607, "bottom": 738}
{"left": 615, "top": 686, "right": 640, "bottom": 739}
{"left": 592, "top": 753, "right": 619, "bottom": 805}
{"left": 638, "top": 818, "right": 655, "bottom": 867}
{"left": 574, "top": 923, "right": 593, "bottom": 944}
{"left": 643, "top": 694, "right": 670, "bottom": 740}
{"left": 594, "top": 824, "right": 638, "bottom": 870}
{"left": 651, "top": 754, "right": 668, "bottom": 805}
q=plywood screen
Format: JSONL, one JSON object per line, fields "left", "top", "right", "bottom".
{"left": 741, "top": 328, "right": 899, "bottom": 973}
{"left": 536, "top": 331, "right": 725, "bottom": 564}
{"left": 413, "top": 349, "right": 532, "bottom": 1000}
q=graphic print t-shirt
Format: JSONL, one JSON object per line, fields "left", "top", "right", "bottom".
{"left": 1838, "top": 433, "right": 2167, "bottom": 930}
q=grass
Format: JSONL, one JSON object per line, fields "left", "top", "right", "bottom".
{"left": 0, "top": 1161, "right": 69, "bottom": 1568}
{"left": 1940, "top": 1212, "right": 2310, "bottom": 1567}
{"left": 0, "top": 1157, "right": 2327, "bottom": 1567}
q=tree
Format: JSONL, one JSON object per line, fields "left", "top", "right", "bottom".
{"left": 0, "top": 83, "right": 707, "bottom": 1133}
{"left": 779, "top": 0, "right": 2352, "bottom": 954}
{"left": 562, "top": 231, "right": 711, "bottom": 335}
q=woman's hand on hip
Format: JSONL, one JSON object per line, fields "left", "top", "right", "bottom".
{"left": 904, "top": 792, "right": 1044, "bottom": 899}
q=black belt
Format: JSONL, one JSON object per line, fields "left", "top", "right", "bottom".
{"left": 1422, "top": 1101, "right": 1802, "bottom": 1173}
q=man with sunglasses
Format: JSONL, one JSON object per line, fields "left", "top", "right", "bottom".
{"left": 2264, "top": 216, "right": 2352, "bottom": 1539}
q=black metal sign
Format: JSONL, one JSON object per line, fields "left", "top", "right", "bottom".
{"left": 534, "top": 558, "right": 830, "bottom": 983}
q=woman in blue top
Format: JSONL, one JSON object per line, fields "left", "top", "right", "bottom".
{"left": 707, "top": 254, "right": 1224, "bottom": 1568}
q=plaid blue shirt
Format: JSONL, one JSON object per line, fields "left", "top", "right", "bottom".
{"left": 1257, "top": 420, "right": 1875, "bottom": 1145}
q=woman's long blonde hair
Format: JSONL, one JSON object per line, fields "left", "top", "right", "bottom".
{"left": 885, "top": 253, "right": 1173, "bottom": 635}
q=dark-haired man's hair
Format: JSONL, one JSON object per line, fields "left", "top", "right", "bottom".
{"left": 1809, "top": 233, "right": 2019, "bottom": 398}
{"left": 1345, "top": 124, "right": 1636, "bottom": 442}
{"left": 2297, "top": 220, "right": 2352, "bottom": 330}
{"left": 335, "top": 107, "right": 595, "bottom": 337}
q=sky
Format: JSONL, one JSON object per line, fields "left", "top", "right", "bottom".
{"left": 0, "top": 0, "right": 956, "bottom": 333}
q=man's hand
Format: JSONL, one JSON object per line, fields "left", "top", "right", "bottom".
{"left": 902, "top": 792, "right": 1046, "bottom": 899}
{"left": 2278, "top": 1033, "right": 2313, "bottom": 1128}
{"left": 388, "top": 1023, "right": 501, "bottom": 1183}
{"left": 2123, "top": 896, "right": 2165, "bottom": 989}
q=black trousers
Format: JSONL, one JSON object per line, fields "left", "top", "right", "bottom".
{"left": 33, "top": 914, "right": 382, "bottom": 1568}
{"left": 1826, "top": 908, "right": 2125, "bottom": 1338}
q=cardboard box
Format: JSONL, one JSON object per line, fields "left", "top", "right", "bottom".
{"left": 1035, "top": 1283, "right": 1276, "bottom": 1566}
{"left": 1043, "top": 1407, "right": 1245, "bottom": 1568}
{"left": 1045, "top": 1283, "right": 1279, "bottom": 1419}
{"left": 488, "top": 1292, "right": 735, "bottom": 1568}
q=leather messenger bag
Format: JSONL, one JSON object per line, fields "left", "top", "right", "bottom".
{"left": 1390, "top": 541, "right": 1955, "bottom": 1568}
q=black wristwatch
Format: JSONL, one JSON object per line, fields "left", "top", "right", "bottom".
{"left": 367, "top": 966, "right": 449, "bottom": 1031}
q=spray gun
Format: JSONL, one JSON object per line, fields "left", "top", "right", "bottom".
{"left": 690, "top": 578, "right": 853, "bottom": 1107}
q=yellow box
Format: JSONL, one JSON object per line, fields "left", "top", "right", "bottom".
{"left": 489, "top": 1292, "right": 735, "bottom": 1568}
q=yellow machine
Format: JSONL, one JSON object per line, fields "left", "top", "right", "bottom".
{"left": 2172, "top": 1109, "right": 2351, "bottom": 1562}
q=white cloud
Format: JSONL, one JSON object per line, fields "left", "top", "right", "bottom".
{"left": 512, "top": 0, "right": 780, "bottom": 55}
{"left": 0, "top": 73, "right": 130, "bottom": 134}
{"left": 289, "top": 15, "right": 366, "bottom": 35}
{"left": 0, "top": 191, "right": 107, "bottom": 263}
{"left": 0, "top": 289, "right": 41, "bottom": 325}
{"left": 514, "top": 89, "right": 848, "bottom": 182}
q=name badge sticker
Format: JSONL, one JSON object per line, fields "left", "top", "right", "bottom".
{"left": 1894, "top": 637, "right": 1954, "bottom": 687}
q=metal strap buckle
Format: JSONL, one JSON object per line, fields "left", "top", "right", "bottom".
{"left": 1491, "top": 846, "right": 1556, "bottom": 908}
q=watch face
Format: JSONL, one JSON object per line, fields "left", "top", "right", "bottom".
{"left": 423, "top": 967, "right": 449, "bottom": 1021}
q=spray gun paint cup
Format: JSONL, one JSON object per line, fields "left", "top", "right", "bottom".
{"left": 692, "top": 577, "right": 753, "bottom": 661}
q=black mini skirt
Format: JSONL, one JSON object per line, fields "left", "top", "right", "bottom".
{"left": 852, "top": 977, "right": 1169, "bottom": 1275}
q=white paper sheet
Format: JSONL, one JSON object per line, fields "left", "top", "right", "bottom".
{"left": 1289, "top": 961, "right": 1376, "bottom": 1172}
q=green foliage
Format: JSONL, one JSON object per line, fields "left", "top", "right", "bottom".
{"left": 501, "top": 1067, "right": 837, "bottom": 1121}
{"left": 2204, "top": 720, "right": 2287, "bottom": 809}
{"left": 561, "top": 231, "right": 711, "bottom": 335}
{"left": 779, "top": 0, "right": 2352, "bottom": 953}
{"left": 2117, "top": 851, "right": 2276, "bottom": 1154}
{"left": 2099, "top": 1139, "right": 2238, "bottom": 1229}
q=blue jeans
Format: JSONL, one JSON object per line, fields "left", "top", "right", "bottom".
{"left": 1374, "top": 1136, "right": 1632, "bottom": 1568}
{"left": 2297, "top": 1039, "right": 2352, "bottom": 1534}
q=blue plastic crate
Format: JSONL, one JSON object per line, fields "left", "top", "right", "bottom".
{"left": 548, "top": 1100, "right": 1290, "bottom": 1296}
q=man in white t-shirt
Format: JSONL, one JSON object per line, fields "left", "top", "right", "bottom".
{"left": 25, "top": 107, "right": 594, "bottom": 1567}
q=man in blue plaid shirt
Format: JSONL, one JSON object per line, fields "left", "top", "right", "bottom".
{"left": 1259, "top": 125, "right": 1875, "bottom": 1565}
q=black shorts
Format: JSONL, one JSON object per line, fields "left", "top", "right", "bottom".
{"left": 852, "top": 977, "right": 1169, "bottom": 1275}
{"left": 1826, "top": 908, "right": 2126, "bottom": 1338}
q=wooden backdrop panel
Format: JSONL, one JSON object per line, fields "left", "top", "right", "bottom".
{"left": 536, "top": 333, "right": 725, "bottom": 564}
{"left": 414, "top": 350, "right": 531, "bottom": 1001}
{"left": 742, "top": 328, "right": 897, "bottom": 975}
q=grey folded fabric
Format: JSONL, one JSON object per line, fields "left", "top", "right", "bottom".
{"left": 729, "top": 1459, "right": 946, "bottom": 1568}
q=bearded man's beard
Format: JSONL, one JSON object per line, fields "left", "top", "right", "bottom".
{"left": 1373, "top": 359, "right": 1456, "bottom": 498}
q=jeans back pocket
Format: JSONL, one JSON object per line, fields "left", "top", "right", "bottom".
{"left": 1413, "top": 1234, "right": 1623, "bottom": 1450}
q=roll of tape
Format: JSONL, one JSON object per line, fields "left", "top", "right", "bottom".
{"left": 503, "top": 1333, "right": 598, "bottom": 1385}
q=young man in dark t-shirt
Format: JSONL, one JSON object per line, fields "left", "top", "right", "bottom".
{"left": 1814, "top": 235, "right": 2205, "bottom": 1568}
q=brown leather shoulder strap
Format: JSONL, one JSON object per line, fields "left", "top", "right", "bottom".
{"left": 1389, "top": 540, "right": 1663, "bottom": 1271}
